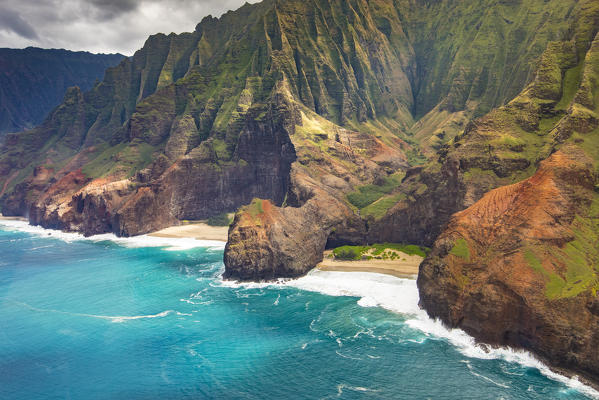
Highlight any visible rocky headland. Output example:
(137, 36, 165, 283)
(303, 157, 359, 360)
(1, 0, 599, 386)
(418, 146, 599, 384)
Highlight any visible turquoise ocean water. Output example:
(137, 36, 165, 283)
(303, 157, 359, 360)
(0, 220, 596, 399)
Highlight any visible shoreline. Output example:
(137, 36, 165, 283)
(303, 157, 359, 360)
(0, 216, 225, 250)
(0, 214, 28, 222)
(148, 222, 228, 242)
(1, 215, 420, 278)
(2, 215, 598, 396)
(0, 215, 229, 243)
(317, 250, 422, 279)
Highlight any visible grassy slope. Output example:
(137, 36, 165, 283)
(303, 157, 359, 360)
(0, 0, 589, 233)
(440, 0, 599, 301)
(385, 0, 599, 224)
(332, 242, 430, 260)
(401, 0, 578, 153)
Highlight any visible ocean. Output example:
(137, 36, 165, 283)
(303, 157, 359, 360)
(0, 220, 596, 399)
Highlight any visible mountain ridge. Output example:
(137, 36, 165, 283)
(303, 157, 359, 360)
(2, 0, 599, 385)
(0, 0, 578, 236)
(0, 47, 124, 135)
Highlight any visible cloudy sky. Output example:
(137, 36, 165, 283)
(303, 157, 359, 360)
(0, 0, 256, 55)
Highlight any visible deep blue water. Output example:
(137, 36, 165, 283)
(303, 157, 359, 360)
(0, 222, 596, 399)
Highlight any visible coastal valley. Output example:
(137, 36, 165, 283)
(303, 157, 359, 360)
(1, 0, 599, 393)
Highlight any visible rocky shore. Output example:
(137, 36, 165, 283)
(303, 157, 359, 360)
(1, 0, 598, 388)
(418, 147, 599, 385)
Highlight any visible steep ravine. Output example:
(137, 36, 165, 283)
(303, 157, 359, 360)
(0, 0, 580, 239)
(226, 0, 599, 281)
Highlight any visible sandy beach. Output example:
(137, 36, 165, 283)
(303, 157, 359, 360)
(2, 214, 420, 277)
(0, 214, 230, 242)
(317, 250, 423, 278)
(0, 214, 28, 222)
(149, 222, 229, 242)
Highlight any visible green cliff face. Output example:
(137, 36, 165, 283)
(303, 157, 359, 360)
(0, 47, 124, 135)
(372, 0, 599, 246)
(0, 0, 586, 238)
(401, 0, 579, 152)
(416, 0, 599, 384)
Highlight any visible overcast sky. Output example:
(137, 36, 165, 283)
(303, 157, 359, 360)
(0, 0, 256, 55)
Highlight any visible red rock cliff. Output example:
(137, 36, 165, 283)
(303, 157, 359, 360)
(418, 146, 599, 384)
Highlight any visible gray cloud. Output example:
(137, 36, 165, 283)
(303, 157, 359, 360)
(0, 0, 257, 55)
(0, 7, 39, 39)
(88, 0, 140, 20)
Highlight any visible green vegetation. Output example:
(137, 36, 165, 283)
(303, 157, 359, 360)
(207, 212, 232, 227)
(361, 193, 406, 220)
(524, 198, 599, 300)
(552, 211, 599, 298)
(82, 142, 159, 179)
(246, 199, 264, 218)
(347, 175, 403, 209)
(371, 243, 430, 258)
(556, 64, 584, 110)
(524, 249, 568, 300)
(81, 143, 126, 178)
(333, 246, 364, 261)
(332, 243, 430, 261)
(450, 238, 471, 261)
(405, 149, 428, 166)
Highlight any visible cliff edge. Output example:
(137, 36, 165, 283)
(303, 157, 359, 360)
(418, 146, 599, 384)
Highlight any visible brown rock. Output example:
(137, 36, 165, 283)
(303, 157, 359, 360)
(223, 168, 366, 281)
(418, 146, 599, 385)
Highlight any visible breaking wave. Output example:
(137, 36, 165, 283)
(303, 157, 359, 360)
(0, 218, 225, 251)
(223, 269, 599, 399)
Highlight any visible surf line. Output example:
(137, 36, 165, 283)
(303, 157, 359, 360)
(220, 269, 599, 399)
(4, 298, 175, 323)
(0, 219, 224, 251)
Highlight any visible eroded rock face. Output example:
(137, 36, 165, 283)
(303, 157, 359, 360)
(222, 98, 407, 281)
(224, 169, 366, 281)
(418, 147, 599, 384)
(368, 154, 464, 246)
(5, 98, 298, 237)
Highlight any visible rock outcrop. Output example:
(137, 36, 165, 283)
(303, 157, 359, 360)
(224, 95, 407, 280)
(224, 170, 365, 281)
(418, 147, 599, 384)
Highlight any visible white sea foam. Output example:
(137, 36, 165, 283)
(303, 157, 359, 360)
(462, 360, 510, 388)
(107, 310, 174, 323)
(336, 384, 380, 395)
(244, 269, 599, 399)
(215, 278, 285, 290)
(6, 298, 175, 323)
(0, 219, 225, 251)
